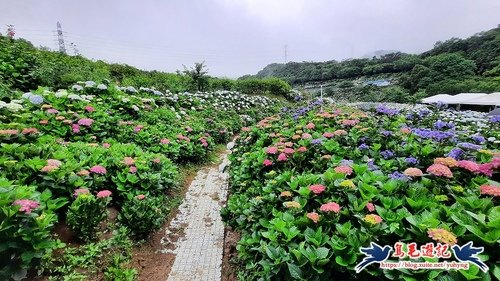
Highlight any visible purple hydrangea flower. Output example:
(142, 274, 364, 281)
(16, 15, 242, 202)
(376, 105, 400, 117)
(490, 115, 500, 123)
(389, 171, 409, 181)
(471, 135, 485, 144)
(311, 139, 323, 145)
(413, 128, 455, 141)
(340, 159, 354, 167)
(367, 159, 379, 171)
(358, 143, 369, 150)
(447, 148, 464, 160)
(380, 150, 395, 159)
(405, 157, 419, 165)
(381, 130, 393, 137)
(457, 142, 482, 151)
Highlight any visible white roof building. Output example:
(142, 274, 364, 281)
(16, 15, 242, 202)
(421, 92, 499, 106)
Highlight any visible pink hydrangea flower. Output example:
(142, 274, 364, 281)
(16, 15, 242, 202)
(426, 164, 453, 178)
(134, 125, 144, 133)
(85, 105, 95, 112)
(302, 133, 312, 139)
(266, 147, 278, 154)
(478, 163, 493, 177)
(77, 170, 90, 176)
(263, 159, 273, 166)
(22, 128, 39, 135)
(129, 166, 137, 173)
(342, 119, 359, 126)
(309, 184, 326, 194)
(456, 160, 480, 173)
(366, 202, 375, 212)
(152, 158, 161, 164)
(297, 146, 307, 153)
(241, 127, 251, 132)
(46, 108, 59, 114)
(334, 165, 353, 175)
(102, 143, 111, 148)
(72, 124, 80, 133)
(307, 212, 320, 223)
(277, 153, 288, 161)
(200, 138, 208, 147)
(480, 185, 500, 197)
(13, 199, 40, 214)
(74, 188, 90, 197)
(78, 118, 94, 126)
(333, 129, 347, 136)
(403, 167, 424, 177)
(39, 120, 49, 125)
(41, 165, 58, 172)
(320, 202, 340, 213)
(284, 142, 294, 147)
(90, 165, 107, 174)
(283, 148, 295, 154)
(364, 214, 383, 225)
(123, 157, 135, 166)
(47, 159, 62, 167)
(186, 126, 193, 132)
(136, 194, 146, 200)
(160, 138, 171, 145)
(323, 132, 334, 138)
(305, 122, 315, 129)
(96, 190, 112, 198)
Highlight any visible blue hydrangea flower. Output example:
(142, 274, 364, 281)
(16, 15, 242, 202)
(490, 115, 500, 123)
(340, 159, 354, 167)
(29, 94, 44, 105)
(381, 130, 393, 137)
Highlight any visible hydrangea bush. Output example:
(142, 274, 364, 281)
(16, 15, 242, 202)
(223, 103, 499, 280)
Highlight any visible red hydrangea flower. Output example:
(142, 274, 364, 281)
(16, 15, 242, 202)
(277, 153, 288, 161)
(263, 159, 273, 166)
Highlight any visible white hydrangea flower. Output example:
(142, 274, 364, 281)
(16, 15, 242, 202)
(72, 85, 84, 91)
(22, 92, 33, 99)
(97, 84, 107, 90)
(55, 90, 68, 98)
(0, 101, 7, 109)
(122, 97, 130, 103)
(132, 105, 140, 111)
(6, 103, 23, 112)
(28, 95, 44, 105)
(84, 81, 96, 87)
(68, 94, 82, 100)
(11, 99, 23, 104)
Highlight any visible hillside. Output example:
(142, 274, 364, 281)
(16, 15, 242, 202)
(253, 25, 500, 102)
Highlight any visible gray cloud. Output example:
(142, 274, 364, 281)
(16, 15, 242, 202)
(1, 0, 499, 77)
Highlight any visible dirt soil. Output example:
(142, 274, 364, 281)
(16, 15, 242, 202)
(129, 166, 197, 281)
(221, 227, 240, 281)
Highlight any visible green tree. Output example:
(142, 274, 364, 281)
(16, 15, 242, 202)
(182, 61, 209, 91)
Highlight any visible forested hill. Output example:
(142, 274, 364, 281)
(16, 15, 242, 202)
(251, 25, 500, 102)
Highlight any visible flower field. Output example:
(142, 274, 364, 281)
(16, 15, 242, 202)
(0, 81, 283, 279)
(222, 103, 500, 280)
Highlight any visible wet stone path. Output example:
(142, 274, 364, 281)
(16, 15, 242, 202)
(164, 150, 230, 281)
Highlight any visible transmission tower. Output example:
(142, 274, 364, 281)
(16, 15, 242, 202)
(56, 21, 66, 54)
(284, 44, 288, 63)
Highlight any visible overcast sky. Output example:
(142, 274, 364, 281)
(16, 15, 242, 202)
(2, 0, 499, 77)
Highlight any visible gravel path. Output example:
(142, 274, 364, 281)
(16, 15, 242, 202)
(165, 150, 230, 281)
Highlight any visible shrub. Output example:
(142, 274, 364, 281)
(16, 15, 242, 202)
(0, 178, 66, 279)
(118, 194, 169, 240)
(66, 190, 111, 242)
